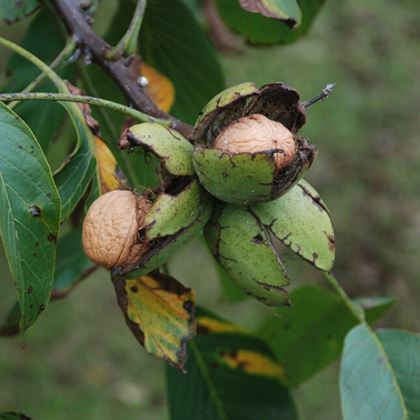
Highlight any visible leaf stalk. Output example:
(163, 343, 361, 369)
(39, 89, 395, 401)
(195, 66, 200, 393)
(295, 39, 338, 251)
(0, 92, 169, 125)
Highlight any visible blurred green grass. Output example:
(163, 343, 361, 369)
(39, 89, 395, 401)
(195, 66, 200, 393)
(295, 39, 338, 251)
(1, 0, 420, 419)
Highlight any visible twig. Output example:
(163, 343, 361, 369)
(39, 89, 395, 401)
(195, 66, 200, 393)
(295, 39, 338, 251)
(0, 92, 169, 125)
(106, 0, 147, 59)
(303, 83, 335, 108)
(51, 0, 193, 138)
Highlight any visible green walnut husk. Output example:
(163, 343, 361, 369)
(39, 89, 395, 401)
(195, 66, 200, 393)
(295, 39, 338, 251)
(192, 82, 316, 205)
(205, 180, 335, 305)
(120, 178, 214, 278)
(121, 122, 195, 178)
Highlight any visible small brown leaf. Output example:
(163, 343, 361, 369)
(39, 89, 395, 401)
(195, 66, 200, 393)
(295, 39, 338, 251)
(65, 82, 99, 133)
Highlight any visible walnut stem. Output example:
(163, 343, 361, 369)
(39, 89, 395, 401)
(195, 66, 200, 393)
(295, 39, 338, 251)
(303, 83, 335, 108)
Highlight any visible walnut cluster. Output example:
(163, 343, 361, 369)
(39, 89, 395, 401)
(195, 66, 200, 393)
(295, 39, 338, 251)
(213, 114, 296, 170)
(82, 190, 152, 269)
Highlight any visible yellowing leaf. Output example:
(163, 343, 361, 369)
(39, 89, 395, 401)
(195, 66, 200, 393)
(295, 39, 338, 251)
(140, 63, 175, 112)
(113, 272, 195, 369)
(65, 83, 128, 195)
(167, 308, 295, 418)
(94, 136, 126, 193)
(220, 349, 286, 381)
(197, 316, 248, 335)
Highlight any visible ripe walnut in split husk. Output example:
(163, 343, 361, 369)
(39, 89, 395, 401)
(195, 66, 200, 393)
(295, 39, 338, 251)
(83, 123, 213, 276)
(192, 82, 316, 205)
(83, 180, 213, 276)
(82, 190, 152, 269)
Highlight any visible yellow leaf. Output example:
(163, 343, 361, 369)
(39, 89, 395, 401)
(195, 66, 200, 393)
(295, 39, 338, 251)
(220, 349, 286, 381)
(197, 316, 248, 335)
(113, 272, 195, 368)
(94, 136, 125, 193)
(140, 63, 175, 112)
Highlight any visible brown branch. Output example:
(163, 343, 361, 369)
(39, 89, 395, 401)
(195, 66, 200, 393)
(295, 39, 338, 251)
(51, 0, 193, 138)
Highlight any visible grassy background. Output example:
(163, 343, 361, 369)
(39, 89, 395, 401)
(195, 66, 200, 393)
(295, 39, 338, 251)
(1, 0, 420, 418)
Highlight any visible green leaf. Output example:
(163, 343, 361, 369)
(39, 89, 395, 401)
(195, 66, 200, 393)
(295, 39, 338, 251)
(378, 329, 420, 418)
(3, 10, 71, 151)
(1, 10, 95, 220)
(251, 180, 335, 272)
(140, 0, 225, 123)
(340, 324, 420, 419)
(238, 0, 302, 27)
(0, 0, 39, 23)
(1, 230, 94, 336)
(52, 229, 94, 298)
(180, 0, 203, 20)
(259, 284, 395, 386)
(354, 295, 396, 324)
(0, 102, 61, 330)
(167, 308, 297, 420)
(216, 0, 324, 45)
(53, 107, 96, 221)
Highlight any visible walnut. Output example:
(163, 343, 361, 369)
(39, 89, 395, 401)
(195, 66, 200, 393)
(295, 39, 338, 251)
(213, 114, 297, 170)
(82, 190, 152, 269)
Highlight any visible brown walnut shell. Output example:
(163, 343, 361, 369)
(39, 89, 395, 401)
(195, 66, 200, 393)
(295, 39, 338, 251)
(213, 113, 297, 171)
(82, 190, 152, 269)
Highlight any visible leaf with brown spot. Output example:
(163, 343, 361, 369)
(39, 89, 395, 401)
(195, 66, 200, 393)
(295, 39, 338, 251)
(0, 103, 60, 330)
(113, 271, 195, 369)
(1, 229, 97, 336)
(239, 0, 302, 27)
(216, 0, 325, 45)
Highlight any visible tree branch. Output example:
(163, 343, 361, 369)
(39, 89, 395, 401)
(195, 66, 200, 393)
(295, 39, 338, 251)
(51, 0, 193, 138)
